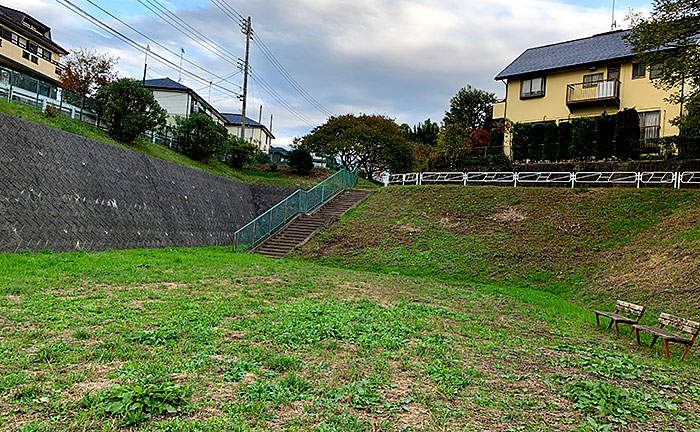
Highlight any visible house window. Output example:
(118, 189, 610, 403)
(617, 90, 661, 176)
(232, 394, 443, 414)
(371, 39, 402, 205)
(43, 51, 51, 61)
(30, 55, 38, 64)
(583, 73, 604, 88)
(649, 64, 663, 80)
(520, 77, 545, 98)
(11, 33, 18, 44)
(18, 37, 26, 49)
(0, 26, 11, 41)
(639, 110, 660, 148)
(632, 63, 646, 79)
(22, 51, 30, 60)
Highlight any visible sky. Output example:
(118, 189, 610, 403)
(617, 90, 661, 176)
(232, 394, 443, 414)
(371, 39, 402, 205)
(9, 0, 653, 147)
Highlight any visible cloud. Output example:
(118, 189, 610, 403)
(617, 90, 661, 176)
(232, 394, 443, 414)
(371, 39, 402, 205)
(5, 0, 650, 146)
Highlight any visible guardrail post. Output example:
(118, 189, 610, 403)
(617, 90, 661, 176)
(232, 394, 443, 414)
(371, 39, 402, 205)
(513, 173, 518, 188)
(463, 172, 467, 186)
(571, 172, 575, 189)
(322, 184, 325, 202)
(232, 233, 237, 252)
(677, 172, 682, 189)
(417, 173, 421, 186)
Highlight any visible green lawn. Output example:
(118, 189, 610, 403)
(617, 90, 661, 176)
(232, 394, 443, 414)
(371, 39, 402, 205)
(1, 247, 699, 431)
(0, 99, 378, 190)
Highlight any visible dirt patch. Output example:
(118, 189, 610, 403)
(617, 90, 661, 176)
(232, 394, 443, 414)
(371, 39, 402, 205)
(488, 207, 526, 223)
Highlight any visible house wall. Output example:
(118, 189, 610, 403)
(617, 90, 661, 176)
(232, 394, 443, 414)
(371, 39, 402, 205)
(225, 125, 272, 153)
(0, 113, 295, 253)
(151, 89, 189, 128)
(494, 61, 680, 157)
(0, 28, 61, 82)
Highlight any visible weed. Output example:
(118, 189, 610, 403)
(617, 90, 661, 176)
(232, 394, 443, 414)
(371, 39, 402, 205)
(100, 381, 190, 425)
(224, 360, 259, 382)
(127, 329, 179, 346)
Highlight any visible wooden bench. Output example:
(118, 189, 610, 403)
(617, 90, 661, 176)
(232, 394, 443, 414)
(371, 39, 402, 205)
(633, 313, 700, 360)
(593, 300, 645, 336)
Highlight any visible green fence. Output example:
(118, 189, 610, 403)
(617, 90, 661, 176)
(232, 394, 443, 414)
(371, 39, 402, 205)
(233, 168, 359, 252)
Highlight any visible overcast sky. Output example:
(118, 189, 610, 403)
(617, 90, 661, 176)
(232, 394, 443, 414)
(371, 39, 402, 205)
(10, 0, 651, 147)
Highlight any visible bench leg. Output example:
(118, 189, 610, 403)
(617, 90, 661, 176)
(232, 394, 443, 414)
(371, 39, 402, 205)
(682, 343, 693, 361)
(595, 314, 600, 327)
(635, 329, 641, 346)
(607, 319, 614, 330)
(629, 326, 635, 337)
(663, 339, 670, 359)
(614, 321, 620, 336)
(650, 335, 659, 348)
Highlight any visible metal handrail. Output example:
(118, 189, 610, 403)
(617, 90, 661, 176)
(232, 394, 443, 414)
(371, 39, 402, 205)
(232, 168, 359, 252)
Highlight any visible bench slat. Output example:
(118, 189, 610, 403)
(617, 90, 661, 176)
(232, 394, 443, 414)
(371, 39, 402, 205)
(616, 300, 644, 317)
(658, 313, 700, 336)
(594, 310, 638, 324)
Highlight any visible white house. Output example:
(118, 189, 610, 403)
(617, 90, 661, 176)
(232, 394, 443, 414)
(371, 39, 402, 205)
(143, 78, 226, 128)
(221, 113, 274, 153)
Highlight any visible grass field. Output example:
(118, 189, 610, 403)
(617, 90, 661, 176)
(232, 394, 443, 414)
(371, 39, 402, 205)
(295, 185, 700, 317)
(0, 99, 378, 190)
(2, 244, 700, 431)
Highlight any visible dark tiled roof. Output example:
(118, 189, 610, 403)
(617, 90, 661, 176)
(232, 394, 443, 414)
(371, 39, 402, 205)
(495, 30, 634, 80)
(0, 5, 68, 55)
(142, 77, 192, 91)
(221, 113, 264, 128)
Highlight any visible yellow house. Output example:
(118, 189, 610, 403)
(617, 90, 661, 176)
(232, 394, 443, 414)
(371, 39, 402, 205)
(492, 30, 679, 157)
(221, 113, 274, 153)
(0, 5, 68, 84)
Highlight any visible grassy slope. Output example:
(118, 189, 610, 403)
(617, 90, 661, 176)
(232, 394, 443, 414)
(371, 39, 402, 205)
(294, 185, 700, 317)
(0, 99, 377, 190)
(1, 247, 700, 431)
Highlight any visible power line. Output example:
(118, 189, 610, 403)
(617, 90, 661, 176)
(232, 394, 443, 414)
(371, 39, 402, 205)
(249, 67, 316, 126)
(135, 0, 243, 70)
(54, 0, 241, 99)
(208, 0, 335, 118)
(81, 0, 241, 91)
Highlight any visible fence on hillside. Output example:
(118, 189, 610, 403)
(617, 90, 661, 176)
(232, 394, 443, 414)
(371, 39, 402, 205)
(0, 65, 179, 148)
(384, 171, 700, 189)
(233, 168, 359, 252)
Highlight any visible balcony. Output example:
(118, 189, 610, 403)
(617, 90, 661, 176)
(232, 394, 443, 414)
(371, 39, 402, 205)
(566, 79, 620, 110)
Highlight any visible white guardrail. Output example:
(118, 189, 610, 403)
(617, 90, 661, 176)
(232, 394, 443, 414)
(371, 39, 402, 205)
(384, 171, 700, 189)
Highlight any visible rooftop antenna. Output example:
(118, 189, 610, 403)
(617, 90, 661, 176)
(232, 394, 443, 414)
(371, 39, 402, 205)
(611, 0, 617, 30)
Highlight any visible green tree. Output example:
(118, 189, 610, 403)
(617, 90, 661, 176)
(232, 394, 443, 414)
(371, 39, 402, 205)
(94, 78, 166, 144)
(288, 147, 314, 175)
(408, 119, 440, 147)
(221, 135, 256, 169)
(176, 113, 229, 161)
(570, 117, 597, 160)
(541, 122, 560, 162)
(301, 114, 413, 176)
(512, 123, 532, 163)
(627, 1, 700, 134)
(557, 122, 572, 161)
(443, 85, 497, 131)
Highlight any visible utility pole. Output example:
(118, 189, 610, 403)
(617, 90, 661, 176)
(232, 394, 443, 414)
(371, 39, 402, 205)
(178, 48, 185, 82)
(259, 105, 263, 123)
(142, 45, 150, 85)
(240, 16, 252, 140)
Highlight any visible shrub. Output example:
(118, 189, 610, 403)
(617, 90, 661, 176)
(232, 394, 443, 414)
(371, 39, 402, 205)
(43, 104, 58, 119)
(220, 135, 256, 169)
(614, 108, 640, 160)
(570, 117, 597, 160)
(175, 113, 228, 161)
(252, 150, 271, 165)
(596, 113, 616, 160)
(512, 122, 532, 162)
(94, 78, 167, 144)
(288, 148, 314, 175)
(487, 127, 504, 156)
(529, 123, 545, 162)
(557, 122, 572, 161)
(541, 122, 559, 161)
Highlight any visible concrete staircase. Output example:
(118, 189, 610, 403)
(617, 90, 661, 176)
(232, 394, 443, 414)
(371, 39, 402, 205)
(253, 189, 372, 259)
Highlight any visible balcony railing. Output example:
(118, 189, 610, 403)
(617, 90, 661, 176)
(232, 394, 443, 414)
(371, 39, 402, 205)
(566, 79, 620, 108)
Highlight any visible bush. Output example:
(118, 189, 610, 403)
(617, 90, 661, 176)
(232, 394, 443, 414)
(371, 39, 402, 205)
(614, 108, 641, 160)
(512, 123, 532, 162)
(220, 135, 256, 169)
(487, 127, 504, 157)
(175, 113, 228, 161)
(541, 122, 559, 162)
(529, 123, 545, 162)
(252, 150, 270, 165)
(94, 78, 167, 144)
(288, 148, 314, 175)
(557, 122, 572, 161)
(596, 113, 616, 160)
(570, 117, 597, 160)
